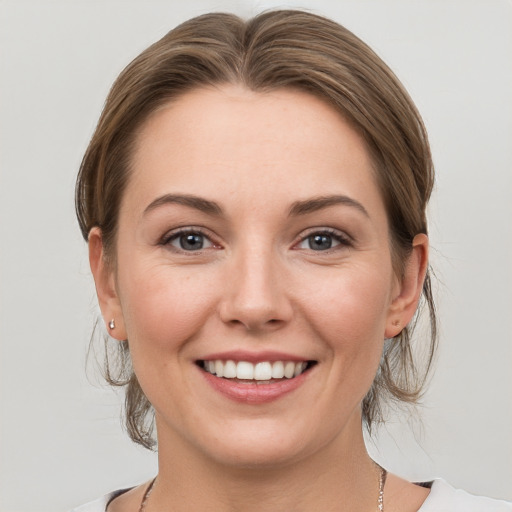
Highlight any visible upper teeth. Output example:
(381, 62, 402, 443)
(204, 360, 308, 380)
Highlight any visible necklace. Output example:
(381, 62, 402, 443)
(377, 464, 387, 511)
(139, 465, 387, 511)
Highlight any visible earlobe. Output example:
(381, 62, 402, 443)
(385, 233, 429, 338)
(88, 227, 127, 340)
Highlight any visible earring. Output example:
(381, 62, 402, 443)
(392, 319, 400, 327)
(109, 319, 115, 330)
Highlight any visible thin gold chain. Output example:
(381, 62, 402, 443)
(377, 464, 388, 511)
(139, 466, 387, 511)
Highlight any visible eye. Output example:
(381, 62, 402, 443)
(296, 230, 351, 251)
(165, 230, 214, 251)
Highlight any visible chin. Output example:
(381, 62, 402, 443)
(183, 412, 350, 471)
(204, 433, 311, 470)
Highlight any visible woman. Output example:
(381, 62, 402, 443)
(73, 10, 511, 512)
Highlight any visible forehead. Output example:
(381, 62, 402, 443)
(126, 85, 384, 217)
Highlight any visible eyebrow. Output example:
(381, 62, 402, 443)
(288, 195, 369, 217)
(143, 194, 223, 216)
(143, 193, 368, 218)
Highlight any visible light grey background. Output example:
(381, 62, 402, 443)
(1, 1, 511, 511)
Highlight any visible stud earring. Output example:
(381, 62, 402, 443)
(392, 319, 400, 327)
(109, 319, 115, 330)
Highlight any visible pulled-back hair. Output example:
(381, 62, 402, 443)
(76, 10, 437, 449)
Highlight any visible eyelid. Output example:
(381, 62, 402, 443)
(160, 226, 222, 251)
(293, 227, 353, 250)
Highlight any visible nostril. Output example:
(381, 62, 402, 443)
(225, 317, 283, 329)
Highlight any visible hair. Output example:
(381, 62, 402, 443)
(76, 10, 437, 449)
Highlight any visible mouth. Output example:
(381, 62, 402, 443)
(197, 359, 317, 384)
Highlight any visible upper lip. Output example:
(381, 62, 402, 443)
(196, 350, 315, 364)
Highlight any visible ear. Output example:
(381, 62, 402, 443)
(88, 227, 127, 341)
(385, 233, 429, 338)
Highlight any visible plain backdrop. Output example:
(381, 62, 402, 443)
(1, 1, 511, 511)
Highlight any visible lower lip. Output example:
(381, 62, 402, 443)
(199, 367, 311, 404)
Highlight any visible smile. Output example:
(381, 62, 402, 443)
(199, 360, 314, 383)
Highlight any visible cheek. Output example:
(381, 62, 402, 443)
(298, 264, 393, 392)
(117, 262, 217, 356)
(304, 268, 392, 400)
(302, 265, 393, 343)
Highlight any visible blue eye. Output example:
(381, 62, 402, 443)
(297, 230, 350, 251)
(307, 234, 336, 251)
(167, 231, 213, 251)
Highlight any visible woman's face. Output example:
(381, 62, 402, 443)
(93, 85, 424, 467)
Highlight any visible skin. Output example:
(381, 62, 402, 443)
(90, 85, 430, 511)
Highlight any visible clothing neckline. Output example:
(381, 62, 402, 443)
(104, 480, 436, 511)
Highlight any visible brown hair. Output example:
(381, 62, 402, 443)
(76, 10, 437, 449)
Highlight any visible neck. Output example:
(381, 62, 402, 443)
(151, 416, 381, 512)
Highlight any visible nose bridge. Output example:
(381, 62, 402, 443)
(220, 236, 292, 330)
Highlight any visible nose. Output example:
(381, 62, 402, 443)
(218, 245, 293, 332)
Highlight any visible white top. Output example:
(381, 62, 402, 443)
(71, 479, 512, 511)
(418, 479, 512, 511)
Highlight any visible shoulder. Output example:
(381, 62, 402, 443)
(69, 489, 130, 512)
(419, 479, 512, 511)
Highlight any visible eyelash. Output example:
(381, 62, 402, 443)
(160, 227, 352, 254)
(294, 228, 353, 253)
(160, 227, 218, 253)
